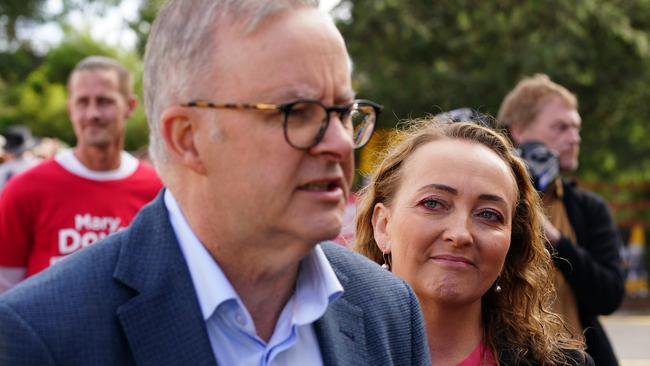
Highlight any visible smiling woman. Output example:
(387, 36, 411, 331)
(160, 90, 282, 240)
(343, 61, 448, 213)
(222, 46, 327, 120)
(354, 119, 593, 365)
(374, 138, 516, 308)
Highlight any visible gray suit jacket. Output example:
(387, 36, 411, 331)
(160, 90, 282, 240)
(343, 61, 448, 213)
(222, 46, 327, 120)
(0, 193, 430, 365)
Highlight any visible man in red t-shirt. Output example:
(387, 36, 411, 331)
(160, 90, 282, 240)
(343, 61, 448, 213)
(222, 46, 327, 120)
(0, 56, 162, 292)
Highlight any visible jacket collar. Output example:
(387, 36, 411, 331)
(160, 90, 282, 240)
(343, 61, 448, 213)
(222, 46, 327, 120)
(315, 248, 369, 366)
(112, 191, 217, 366)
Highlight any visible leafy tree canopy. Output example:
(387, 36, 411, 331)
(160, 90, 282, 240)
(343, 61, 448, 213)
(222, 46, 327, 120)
(0, 0, 47, 42)
(3, 0, 650, 185)
(337, 0, 650, 182)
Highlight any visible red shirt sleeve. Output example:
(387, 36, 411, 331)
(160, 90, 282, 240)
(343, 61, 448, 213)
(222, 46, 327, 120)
(0, 176, 34, 267)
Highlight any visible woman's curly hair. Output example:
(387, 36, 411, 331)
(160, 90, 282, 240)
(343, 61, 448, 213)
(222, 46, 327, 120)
(354, 118, 585, 364)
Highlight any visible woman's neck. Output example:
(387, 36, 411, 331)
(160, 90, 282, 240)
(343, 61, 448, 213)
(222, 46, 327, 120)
(422, 299, 484, 365)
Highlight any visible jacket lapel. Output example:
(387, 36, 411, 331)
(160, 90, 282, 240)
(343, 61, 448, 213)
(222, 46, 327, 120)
(113, 192, 217, 366)
(314, 260, 368, 366)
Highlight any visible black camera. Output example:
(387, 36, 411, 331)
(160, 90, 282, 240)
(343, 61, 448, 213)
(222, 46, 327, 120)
(434, 108, 492, 128)
(516, 140, 559, 192)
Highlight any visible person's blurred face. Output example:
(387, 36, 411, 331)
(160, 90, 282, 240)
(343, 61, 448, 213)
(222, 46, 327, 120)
(512, 97, 581, 171)
(68, 69, 134, 149)
(192, 8, 355, 248)
(372, 139, 516, 306)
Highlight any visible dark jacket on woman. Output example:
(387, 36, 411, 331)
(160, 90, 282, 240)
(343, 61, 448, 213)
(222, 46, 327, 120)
(552, 179, 626, 366)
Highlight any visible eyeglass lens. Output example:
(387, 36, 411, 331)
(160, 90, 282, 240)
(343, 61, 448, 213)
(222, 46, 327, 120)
(284, 101, 376, 149)
(350, 104, 377, 148)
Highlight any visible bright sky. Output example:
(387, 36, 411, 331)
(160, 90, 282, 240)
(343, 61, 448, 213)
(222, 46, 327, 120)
(30, 0, 342, 52)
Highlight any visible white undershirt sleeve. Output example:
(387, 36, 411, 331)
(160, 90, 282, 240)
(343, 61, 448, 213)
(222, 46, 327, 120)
(0, 266, 27, 293)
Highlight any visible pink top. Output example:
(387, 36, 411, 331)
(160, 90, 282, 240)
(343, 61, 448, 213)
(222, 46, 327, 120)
(455, 341, 497, 366)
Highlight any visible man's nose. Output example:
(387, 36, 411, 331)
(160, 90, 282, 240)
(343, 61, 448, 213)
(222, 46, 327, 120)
(309, 112, 354, 161)
(85, 102, 101, 119)
(568, 127, 581, 144)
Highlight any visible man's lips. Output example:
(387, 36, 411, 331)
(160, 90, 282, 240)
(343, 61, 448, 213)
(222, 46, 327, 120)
(84, 121, 110, 130)
(298, 177, 344, 192)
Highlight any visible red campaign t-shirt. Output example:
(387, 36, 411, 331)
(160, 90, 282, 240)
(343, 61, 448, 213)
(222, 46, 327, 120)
(0, 156, 162, 276)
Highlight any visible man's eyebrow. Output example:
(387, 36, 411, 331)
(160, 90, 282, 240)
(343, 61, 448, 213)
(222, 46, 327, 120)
(336, 90, 356, 103)
(262, 88, 315, 103)
(270, 89, 356, 104)
(553, 118, 581, 127)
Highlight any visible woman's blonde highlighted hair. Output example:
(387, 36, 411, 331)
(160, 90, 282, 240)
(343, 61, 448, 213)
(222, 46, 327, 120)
(354, 118, 585, 364)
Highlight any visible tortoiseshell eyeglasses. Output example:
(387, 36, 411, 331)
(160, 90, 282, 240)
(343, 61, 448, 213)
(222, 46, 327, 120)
(181, 99, 383, 150)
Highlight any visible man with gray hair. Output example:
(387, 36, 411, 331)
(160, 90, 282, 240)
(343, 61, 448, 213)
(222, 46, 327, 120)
(0, 56, 161, 293)
(0, 1, 430, 365)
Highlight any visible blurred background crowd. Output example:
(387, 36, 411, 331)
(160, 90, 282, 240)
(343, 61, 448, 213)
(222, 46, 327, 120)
(2, 0, 649, 296)
(1, 0, 649, 363)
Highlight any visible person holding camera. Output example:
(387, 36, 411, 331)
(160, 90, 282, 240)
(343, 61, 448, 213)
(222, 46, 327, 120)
(497, 74, 625, 366)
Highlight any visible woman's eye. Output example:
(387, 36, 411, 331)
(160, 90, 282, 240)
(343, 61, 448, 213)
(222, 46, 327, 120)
(421, 199, 441, 210)
(477, 210, 503, 222)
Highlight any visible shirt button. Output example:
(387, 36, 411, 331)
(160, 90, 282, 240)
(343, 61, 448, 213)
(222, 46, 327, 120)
(234, 312, 246, 326)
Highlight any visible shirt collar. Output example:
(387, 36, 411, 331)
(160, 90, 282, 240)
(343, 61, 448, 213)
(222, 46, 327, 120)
(55, 149, 139, 180)
(164, 190, 344, 324)
(165, 190, 237, 320)
(293, 243, 344, 325)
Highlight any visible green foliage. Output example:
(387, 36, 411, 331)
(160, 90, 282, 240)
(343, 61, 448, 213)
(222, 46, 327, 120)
(0, 43, 43, 83)
(0, 0, 47, 41)
(42, 30, 122, 84)
(3, 0, 650, 185)
(128, 0, 166, 56)
(337, 0, 650, 183)
(0, 0, 120, 46)
(12, 67, 71, 141)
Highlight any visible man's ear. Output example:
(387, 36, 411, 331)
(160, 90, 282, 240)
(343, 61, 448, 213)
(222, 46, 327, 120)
(66, 98, 74, 118)
(371, 202, 392, 253)
(509, 124, 526, 145)
(124, 96, 138, 119)
(159, 106, 207, 175)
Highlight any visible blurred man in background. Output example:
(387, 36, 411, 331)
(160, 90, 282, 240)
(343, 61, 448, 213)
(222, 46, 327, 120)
(498, 74, 625, 366)
(0, 56, 161, 292)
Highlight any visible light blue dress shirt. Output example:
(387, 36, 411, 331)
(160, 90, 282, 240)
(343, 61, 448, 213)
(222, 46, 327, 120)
(164, 191, 344, 366)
